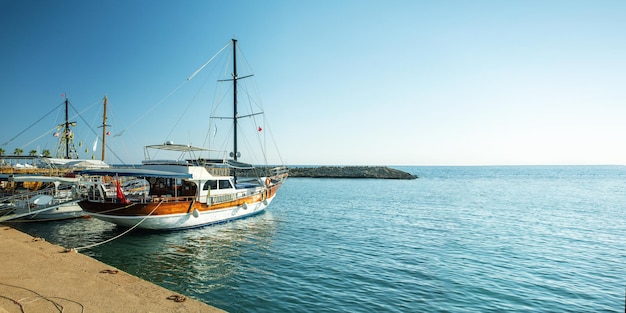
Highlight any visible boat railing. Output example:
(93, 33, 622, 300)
(141, 159, 189, 166)
(140, 190, 251, 205)
(86, 193, 196, 204)
(0, 186, 77, 212)
(148, 195, 196, 203)
(206, 165, 290, 177)
(85, 184, 254, 206)
(208, 193, 235, 205)
(205, 167, 231, 176)
(0, 187, 56, 203)
(230, 165, 289, 180)
(269, 165, 289, 176)
(142, 193, 245, 204)
(251, 165, 289, 178)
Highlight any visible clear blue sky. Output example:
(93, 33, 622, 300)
(1, 0, 625, 166)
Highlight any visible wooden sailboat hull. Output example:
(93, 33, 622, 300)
(78, 184, 281, 230)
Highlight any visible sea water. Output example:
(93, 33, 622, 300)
(11, 166, 626, 312)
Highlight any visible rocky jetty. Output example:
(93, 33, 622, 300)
(288, 166, 417, 179)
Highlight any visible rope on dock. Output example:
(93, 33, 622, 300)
(68, 200, 164, 252)
(0, 282, 84, 313)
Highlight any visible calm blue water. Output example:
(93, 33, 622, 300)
(9, 166, 626, 312)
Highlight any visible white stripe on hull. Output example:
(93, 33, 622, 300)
(29, 208, 86, 220)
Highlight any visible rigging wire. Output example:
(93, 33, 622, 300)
(239, 77, 286, 165)
(201, 46, 234, 158)
(2, 101, 64, 147)
(5, 97, 104, 158)
(20, 125, 59, 150)
(187, 41, 230, 81)
(240, 79, 267, 164)
(102, 101, 133, 165)
(114, 41, 231, 139)
(113, 80, 187, 138)
(163, 64, 213, 143)
(198, 41, 284, 166)
(68, 102, 126, 164)
(236, 45, 275, 165)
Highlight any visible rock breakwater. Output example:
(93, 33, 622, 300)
(288, 166, 417, 179)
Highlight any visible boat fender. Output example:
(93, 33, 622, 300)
(265, 178, 271, 187)
(242, 202, 248, 210)
(192, 208, 200, 218)
(263, 199, 268, 206)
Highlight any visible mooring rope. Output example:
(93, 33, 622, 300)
(69, 200, 164, 252)
(96, 201, 138, 215)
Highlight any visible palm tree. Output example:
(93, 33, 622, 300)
(14, 148, 23, 156)
(29, 150, 37, 156)
(42, 149, 51, 157)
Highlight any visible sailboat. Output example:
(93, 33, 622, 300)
(0, 97, 112, 222)
(44, 96, 111, 169)
(77, 39, 288, 230)
(0, 175, 87, 222)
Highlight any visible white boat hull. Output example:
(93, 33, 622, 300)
(89, 196, 274, 230)
(7, 200, 86, 222)
(27, 202, 86, 220)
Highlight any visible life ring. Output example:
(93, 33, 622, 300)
(265, 178, 271, 187)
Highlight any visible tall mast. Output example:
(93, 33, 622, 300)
(56, 97, 78, 159)
(64, 98, 70, 159)
(101, 96, 109, 161)
(232, 39, 238, 183)
(225, 40, 253, 178)
(232, 39, 238, 162)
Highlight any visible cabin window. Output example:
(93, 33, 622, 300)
(203, 180, 217, 190)
(219, 180, 232, 189)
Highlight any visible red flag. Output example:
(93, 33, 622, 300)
(115, 175, 130, 204)
(257, 126, 262, 132)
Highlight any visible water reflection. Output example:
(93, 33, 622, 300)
(8, 217, 118, 249)
(8, 213, 279, 300)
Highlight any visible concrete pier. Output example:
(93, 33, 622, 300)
(0, 226, 224, 313)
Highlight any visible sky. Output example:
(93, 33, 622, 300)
(1, 0, 625, 166)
